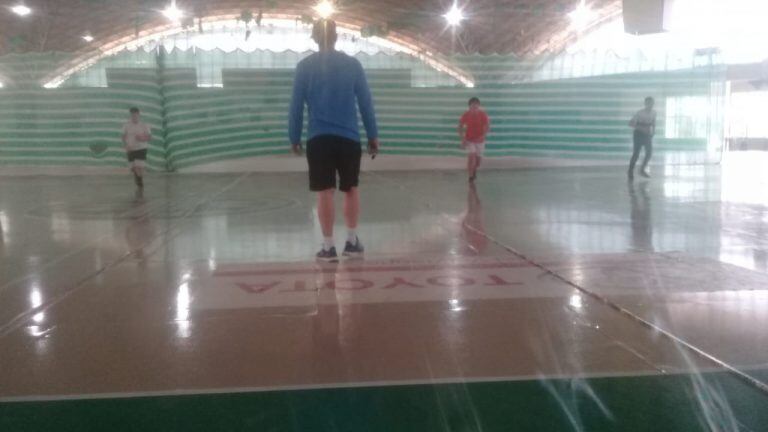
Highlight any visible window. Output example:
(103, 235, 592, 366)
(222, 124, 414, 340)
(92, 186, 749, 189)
(665, 96, 710, 138)
(728, 91, 768, 138)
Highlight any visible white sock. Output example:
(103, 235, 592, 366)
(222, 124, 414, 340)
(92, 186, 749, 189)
(347, 230, 357, 244)
(323, 237, 335, 251)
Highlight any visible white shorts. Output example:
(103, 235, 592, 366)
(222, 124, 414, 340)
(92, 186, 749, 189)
(465, 142, 485, 156)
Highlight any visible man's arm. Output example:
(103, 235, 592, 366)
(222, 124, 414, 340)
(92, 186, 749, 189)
(121, 125, 128, 148)
(288, 64, 306, 153)
(457, 113, 468, 147)
(629, 113, 638, 129)
(354, 61, 379, 155)
(139, 125, 152, 142)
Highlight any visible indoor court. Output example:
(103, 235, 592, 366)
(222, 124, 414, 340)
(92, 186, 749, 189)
(1, 1, 768, 431)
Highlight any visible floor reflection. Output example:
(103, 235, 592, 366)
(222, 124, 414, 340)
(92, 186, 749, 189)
(124, 189, 156, 263)
(2, 166, 768, 401)
(461, 183, 488, 255)
(752, 248, 768, 272)
(0, 215, 5, 253)
(628, 180, 654, 252)
(312, 261, 351, 380)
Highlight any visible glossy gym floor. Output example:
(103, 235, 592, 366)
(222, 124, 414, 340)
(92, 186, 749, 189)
(1, 154, 767, 431)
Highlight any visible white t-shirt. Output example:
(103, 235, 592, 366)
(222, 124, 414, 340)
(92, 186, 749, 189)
(631, 109, 656, 135)
(122, 121, 151, 151)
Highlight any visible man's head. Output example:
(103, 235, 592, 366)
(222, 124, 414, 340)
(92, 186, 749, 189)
(468, 97, 481, 111)
(644, 96, 655, 110)
(129, 107, 140, 123)
(312, 19, 338, 51)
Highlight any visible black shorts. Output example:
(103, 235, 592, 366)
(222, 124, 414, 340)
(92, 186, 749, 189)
(306, 135, 362, 192)
(127, 149, 148, 162)
(633, 130, 652, 147)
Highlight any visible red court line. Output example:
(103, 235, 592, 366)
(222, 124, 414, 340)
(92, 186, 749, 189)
(213, 261, 536, 278)
(212, 254, 671, 278)
(370, 171, 768, 395)
(469, 230, 768, 396)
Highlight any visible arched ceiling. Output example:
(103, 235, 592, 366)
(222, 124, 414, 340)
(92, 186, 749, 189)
(0, 0, 621, 57)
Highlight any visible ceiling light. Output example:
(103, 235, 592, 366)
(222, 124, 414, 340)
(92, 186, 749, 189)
(443, 3, 465, 27)
(314, 1, 335, 19)
(569, 0, 595, 29)
(162, 1, 184, 22)
(83, 34, 94, 42)
(11, 4, 32, 16)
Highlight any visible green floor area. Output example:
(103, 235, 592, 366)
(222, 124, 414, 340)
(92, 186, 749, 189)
(2, 371, 767, 432)
(747, 369, 768, 384)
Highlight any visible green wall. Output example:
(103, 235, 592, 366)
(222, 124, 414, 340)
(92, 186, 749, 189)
(0, 52, 724, 170)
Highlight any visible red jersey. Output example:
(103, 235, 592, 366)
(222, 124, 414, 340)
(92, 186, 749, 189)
(460, 109, 490, 143)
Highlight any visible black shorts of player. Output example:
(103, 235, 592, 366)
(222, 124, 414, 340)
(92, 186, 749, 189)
(306, 135, 362, 192)
(633, 130, 652, 148)
(127, 149, 148, 162)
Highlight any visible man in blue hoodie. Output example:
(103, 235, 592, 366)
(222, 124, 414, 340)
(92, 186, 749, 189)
(289, 19, 380, 261)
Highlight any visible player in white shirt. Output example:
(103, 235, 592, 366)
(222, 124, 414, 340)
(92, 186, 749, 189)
(628, 97, 656, 180)
(121, 107, 152, 189)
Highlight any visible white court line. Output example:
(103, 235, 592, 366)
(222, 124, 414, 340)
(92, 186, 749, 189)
(0, 367, 728, 404)
(367, 170, 768, 397)
(471, 217, 768, 397)
(1, 172, 762, 403)
(0, 172, 252, 338)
